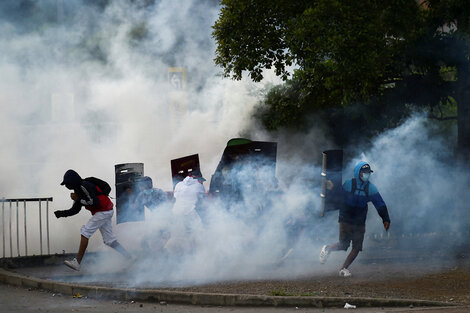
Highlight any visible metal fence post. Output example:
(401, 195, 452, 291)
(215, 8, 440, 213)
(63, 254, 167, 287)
(0, 197, 53, 258)
(16, 200, 19, 257)
(46, 199, 50, 255)
(39, 200, 43, 255)
(24, 200, 27, 256)
(9, 201, 12, 258)
(2, 198, 4, 258)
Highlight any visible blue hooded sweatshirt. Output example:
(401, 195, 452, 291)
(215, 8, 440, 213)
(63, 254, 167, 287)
(339, 161, 390, 225)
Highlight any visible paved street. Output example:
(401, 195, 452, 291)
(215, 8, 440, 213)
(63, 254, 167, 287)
(2, 282, 470, 313)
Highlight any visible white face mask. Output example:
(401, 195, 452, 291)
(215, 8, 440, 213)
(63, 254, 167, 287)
(361, 172, 371, 182)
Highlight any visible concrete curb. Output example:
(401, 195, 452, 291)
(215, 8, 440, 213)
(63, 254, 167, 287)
(0, 268, 455, 308)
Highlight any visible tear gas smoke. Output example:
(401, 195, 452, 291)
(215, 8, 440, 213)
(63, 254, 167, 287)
(0, 0, 279, 254)
(0, 1, 467, 286)
(120, 114, 465, 287)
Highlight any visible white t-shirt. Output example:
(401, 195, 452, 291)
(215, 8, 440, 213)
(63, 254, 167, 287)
(172, 176, 205, 216)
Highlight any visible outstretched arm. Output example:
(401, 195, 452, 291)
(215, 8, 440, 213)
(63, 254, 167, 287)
(54, 200, 81, 218)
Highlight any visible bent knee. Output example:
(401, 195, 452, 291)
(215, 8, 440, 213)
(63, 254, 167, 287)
(104, 240, 117, 247)
(80, 226, 92, 239)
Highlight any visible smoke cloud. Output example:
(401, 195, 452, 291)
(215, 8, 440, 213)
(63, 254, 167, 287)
(0, 0, 279, 254)
(105, 113, 464, 287)
(1, 0, 467, 286)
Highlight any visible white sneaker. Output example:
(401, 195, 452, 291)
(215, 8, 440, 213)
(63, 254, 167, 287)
(319, 245, 329, 264)
(64, 258, 81, 271)
(339, 268, 352, 277)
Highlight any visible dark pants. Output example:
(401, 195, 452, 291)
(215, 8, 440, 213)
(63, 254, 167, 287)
(338, 222, 365, 251)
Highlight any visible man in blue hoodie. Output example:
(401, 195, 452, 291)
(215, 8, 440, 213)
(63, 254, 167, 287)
(319, 161, 390, 277)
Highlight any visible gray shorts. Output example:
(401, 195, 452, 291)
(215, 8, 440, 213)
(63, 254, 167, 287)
(338, 222, 365, 251)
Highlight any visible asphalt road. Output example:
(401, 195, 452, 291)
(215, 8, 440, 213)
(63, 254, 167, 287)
(2, 282, 470, 313)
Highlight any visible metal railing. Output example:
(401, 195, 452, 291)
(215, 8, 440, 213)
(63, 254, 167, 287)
(1, 197, 53, 258)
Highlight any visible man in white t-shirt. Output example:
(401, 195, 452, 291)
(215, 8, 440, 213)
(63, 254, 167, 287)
(165, 170, 206, 255)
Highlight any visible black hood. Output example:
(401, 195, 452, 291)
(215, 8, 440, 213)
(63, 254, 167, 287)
(60, 169, 82, 189)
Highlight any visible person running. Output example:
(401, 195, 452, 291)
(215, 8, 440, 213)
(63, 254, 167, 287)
(164, 170, 206, 255)
(319, 161, 390, 277)
(54, 169, 132, 271)
(132, 176, 169, 211)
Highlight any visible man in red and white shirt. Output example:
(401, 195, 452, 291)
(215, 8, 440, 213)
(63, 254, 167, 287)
(54, 169, 132, 271)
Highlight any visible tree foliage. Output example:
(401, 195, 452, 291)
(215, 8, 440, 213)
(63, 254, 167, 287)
(213, 0, 470, 148)
(214, 1, 422, 102)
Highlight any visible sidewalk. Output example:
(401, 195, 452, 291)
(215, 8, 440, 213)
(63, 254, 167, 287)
(1, 282, 469, 313)
(0, 253, 469, 310)
(0, 266, 458, 309)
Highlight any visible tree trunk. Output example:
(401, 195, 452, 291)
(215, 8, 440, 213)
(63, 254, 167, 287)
(455, 59, 470, 231)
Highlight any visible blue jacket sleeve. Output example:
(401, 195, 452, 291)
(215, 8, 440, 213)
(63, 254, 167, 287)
(369, 184, 390, 223)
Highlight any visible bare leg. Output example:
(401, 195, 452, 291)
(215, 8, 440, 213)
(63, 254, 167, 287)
(77, 235, 89, 264)
(342, 247, 360, 269)
(109, 241, 132, 259)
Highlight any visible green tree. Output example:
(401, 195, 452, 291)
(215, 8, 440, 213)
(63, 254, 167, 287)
(213, 0, 470, 155)
(214, 0, 421, 103)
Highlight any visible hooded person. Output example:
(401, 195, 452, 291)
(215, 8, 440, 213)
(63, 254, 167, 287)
(164, 170, 206, 255)
(173, 170, 206, 215)
(131, 176, 172, 253)
(318, 161, 390, 277)
(132, 176, 169, 211)
(54, 169, 133, 271)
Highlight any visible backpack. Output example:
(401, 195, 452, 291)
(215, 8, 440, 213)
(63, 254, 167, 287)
(351, 178, 369, 196)
(84, 177, 112, 196)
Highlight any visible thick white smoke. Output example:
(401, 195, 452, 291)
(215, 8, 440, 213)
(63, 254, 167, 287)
(1, 0, 466, 285)
(0, 0, 280, 255)
(113, 114, 464, 287)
